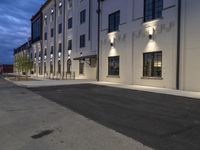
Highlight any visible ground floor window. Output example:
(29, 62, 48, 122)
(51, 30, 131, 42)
(44, 62, 46, 74)
(143, 51, 162, 77)
(108, 56, 119, 76)
(79, 60, 84, 74)
(67, 59, 71, 73)
(34, 63, 36, 73)
(50, 61, 53, 74)
(58, 60, 61, 74)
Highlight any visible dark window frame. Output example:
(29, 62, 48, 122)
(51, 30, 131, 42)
(108, 10, 120, 33)
(108, 56, 120, 76)
(144, 0, 163, 22)
(80, 34, 85, 48)
(58, 23, 62, 34)
(68, 39, 72, 50)
(80, 9, 86, 24)
(143, 51, 162, 77)
(68, 17, 73, 29)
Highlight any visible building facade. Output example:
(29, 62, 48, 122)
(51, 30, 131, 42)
(99, 0, 200, 92)
(31, 10, 43, 76)
(14, 0, 200, 92)
(14, 40, 32, 74)
(40, 0, 98, 80)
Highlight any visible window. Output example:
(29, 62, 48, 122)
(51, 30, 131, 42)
(58, 23, 62, 34)
(108, 11, 120, 33)
(79, 61, 84, 74)
(80, 9, 86, 24)
(44, 62, 46, 74)
(58, 43, 62, 52)
(51, 28, 54, 37)
(68, 39, 72, 50)
(58, 60, 61, 74)
(68, 17, 73, 29)
(44, 32, 47, 40)
(108, 56, 119, 76)
(51, 46, 54, 54)
(144, 0, 163, 22)
(67, 59, 71, 73)
(143, 51, 162, 77)
(50, 61, 53, 73)
(68, 0, 72, 8)
(80, 34, 85, 48)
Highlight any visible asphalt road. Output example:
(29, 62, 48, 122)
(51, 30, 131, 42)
(0, 78, 151, 150)
(29, 84, 200, 150)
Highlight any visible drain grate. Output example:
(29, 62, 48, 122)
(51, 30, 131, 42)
(31, 130, 54, 139)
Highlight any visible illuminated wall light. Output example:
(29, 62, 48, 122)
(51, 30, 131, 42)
(58, 52, 61, 57)
(51, 54, 53, 58)
(68, 50, 72, 55)
(147, 27, 155, 40)
(59, 2, 62, 7)
(51, 8, 54, 14)
(68, 55, 71, 59)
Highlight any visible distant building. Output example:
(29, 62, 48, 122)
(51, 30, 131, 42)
(13, 40, 31, 74)
(0, 64, 13, 74)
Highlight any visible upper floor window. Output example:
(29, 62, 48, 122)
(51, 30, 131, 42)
(68, 17, 73, 29)
(51, 28, 54, 37)
(44, 32, 47, 40)
(143, 51, 162, 77)
(58, 23, 62, 34)
(68, 39, 72, 50)
(58, 43, 62, 52)
(144, 0, 163, 22)
(80, 9, 86, 24)
(80, 34, 85, 48)
(68, 0, 72, 8)
(108, 11, 120, 33)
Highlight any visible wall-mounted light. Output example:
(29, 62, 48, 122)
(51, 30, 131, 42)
(68, 50, 72, 55)
(58, 52, 61, 58)
(44, 15, 47, 19)
(80, 52, 83, 57)
(51, 8, 54, 14)
(51, 54, 53, 58)
(68, 55, 70, 59)
(59, 1, 62, 7)
(44, 55, 47, 60)
(147, 26, 155, 40)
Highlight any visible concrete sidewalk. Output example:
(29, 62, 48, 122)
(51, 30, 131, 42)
(0, 78, 151, 150)
(9, 78, 200, 99)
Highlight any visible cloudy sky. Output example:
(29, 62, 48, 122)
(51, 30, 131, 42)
(0, 0, 44, 64)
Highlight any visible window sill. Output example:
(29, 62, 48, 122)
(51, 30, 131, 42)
(141, 76, 163, 80)
(107, 75, 120, 78)
(107, 30, 119, 35)
(142, 17, 163, 26)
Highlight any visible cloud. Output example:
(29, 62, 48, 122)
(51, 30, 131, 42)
(0, 0, 44, 64)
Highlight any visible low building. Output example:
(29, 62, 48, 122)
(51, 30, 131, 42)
(0, 64, 13, 74)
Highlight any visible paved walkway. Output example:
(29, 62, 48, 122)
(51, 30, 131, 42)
(10, 78, 200, 99)
(0, 78, 151, 150)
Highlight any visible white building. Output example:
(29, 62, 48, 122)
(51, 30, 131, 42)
(40, 0, 98, 80)
(15, 0, 200, 92)
(99, 0, 200, 92)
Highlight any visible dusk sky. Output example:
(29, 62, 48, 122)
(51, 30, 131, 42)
(0, 0, 45, 64)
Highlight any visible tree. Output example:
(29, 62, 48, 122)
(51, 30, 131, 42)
(15, 54, 33, 80)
